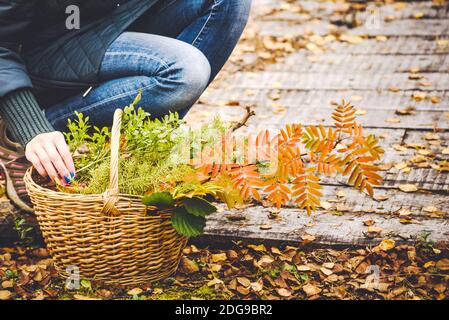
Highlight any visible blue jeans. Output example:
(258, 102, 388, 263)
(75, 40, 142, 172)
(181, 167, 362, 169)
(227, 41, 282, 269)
(46, 0, 252, 131)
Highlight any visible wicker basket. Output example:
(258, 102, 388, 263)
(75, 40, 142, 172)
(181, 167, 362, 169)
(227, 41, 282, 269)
(24, 109, 187, 286)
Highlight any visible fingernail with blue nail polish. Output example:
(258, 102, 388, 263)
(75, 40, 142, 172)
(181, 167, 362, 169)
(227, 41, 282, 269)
(64, 176, 72, 184)
(70, 172, 76, 178)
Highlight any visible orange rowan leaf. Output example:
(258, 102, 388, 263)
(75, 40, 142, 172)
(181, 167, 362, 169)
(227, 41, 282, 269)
(292, 168, 323, 215)
(333, 100, 357, 133)
(230, 165, 264, 201)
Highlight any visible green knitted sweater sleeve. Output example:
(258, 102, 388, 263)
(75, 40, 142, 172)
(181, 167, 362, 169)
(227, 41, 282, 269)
(0, 89, 55, 146)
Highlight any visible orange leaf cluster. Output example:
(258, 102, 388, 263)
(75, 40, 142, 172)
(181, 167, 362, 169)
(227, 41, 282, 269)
(193, 100, 385, 215)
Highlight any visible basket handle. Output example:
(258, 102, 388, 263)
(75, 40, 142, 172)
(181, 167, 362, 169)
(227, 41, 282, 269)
(101, 109, 123, 215)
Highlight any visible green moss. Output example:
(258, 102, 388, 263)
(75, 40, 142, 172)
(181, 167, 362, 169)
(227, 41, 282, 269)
(64, 96, 230, 198)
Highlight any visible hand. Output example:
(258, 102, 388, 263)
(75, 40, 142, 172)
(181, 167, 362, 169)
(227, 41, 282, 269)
(25, 131, 76, 182)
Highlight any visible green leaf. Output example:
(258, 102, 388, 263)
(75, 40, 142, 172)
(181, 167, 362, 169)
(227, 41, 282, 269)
(142, 192, 174, 208)
(182, 197, 217, 217)
(171, 207, 206, 237)
(80, 279, 92, 291)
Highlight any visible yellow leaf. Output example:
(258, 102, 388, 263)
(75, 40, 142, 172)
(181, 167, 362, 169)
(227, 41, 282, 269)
(436, 39, 448, 47)
(413, 12, 424, 19)
(0, 290, 12, 300)
(399, 184, 418, 193)
(398, 208, 411, 217)
(301, 233, 316, 242)
(73, 294, 99, 300)
(211, 253, 227, 263)
(423, 206, 438, 213)
(411, 92, 426, 101)
(388, 86, 400, 93)
(430, 96, 441, 104)
(320, 201, 332, 210)
(207, 278, 224, 287)
(394, 162, 408, 170)
(378, 239, 396, 251)
(424, 132, 440, 140)
(386, 117, 401, 123)
(368, 226, 383, 234)
(127, 288, 143, 296)
(248, 244, 267, 252)
(340, 34, 364, 44)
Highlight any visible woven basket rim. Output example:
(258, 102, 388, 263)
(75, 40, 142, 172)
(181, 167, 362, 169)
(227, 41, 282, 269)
(24, 167, 143, 201)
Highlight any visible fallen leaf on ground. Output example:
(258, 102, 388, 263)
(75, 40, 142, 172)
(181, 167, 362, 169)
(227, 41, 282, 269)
(378, 239, 396, 251)
(399, 184, 418, 193)
(277, 288, 292, 297)
(302, 283, 321, 297)
(127, 288, 143, 296)
(211, 253, 227, 263)
(436, 259, 449, 271)
(0, 290, 12, 300)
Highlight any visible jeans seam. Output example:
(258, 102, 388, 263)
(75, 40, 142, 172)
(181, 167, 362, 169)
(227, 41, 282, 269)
(49, 81, 159, 124)
(192, 0, 218, 47)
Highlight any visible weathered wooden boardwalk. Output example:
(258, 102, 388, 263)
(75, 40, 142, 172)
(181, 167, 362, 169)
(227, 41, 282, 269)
(0, 0, 447, 247)
(186, 0, 449, 246)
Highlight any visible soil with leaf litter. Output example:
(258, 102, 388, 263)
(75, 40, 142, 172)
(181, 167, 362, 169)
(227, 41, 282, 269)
(1, 237, 448, 300)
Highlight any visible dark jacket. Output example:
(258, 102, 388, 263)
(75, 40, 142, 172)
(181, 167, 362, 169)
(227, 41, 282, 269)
(0, 0, 159, 97)
(0, 0, 159, 146)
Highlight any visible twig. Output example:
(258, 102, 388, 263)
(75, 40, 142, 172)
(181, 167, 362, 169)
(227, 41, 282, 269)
(232, 105, 256, 132)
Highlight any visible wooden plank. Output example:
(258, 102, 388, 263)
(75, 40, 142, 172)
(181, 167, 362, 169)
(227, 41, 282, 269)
(265, 1, 449, 22)
(350, 19, 449, 36)
(277, 107, 449, 130)
(331, 170, 447, 192)
(327, 36, 449, 55)
(403, 130, 449, 161)
(191, 103, 449, 130)
(201, 88, 449, 112)
(320, 168, 449, 192)
(281, 185, 449, 216)
(273, 53, 449, 73)
(225, 71, 449, 91)
(382, 168, 449, 191)
(257, 19, 449, 37)
(204, 205, 449, 246)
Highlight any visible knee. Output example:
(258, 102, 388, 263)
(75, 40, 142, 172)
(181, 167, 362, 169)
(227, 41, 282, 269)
(218, 0, 252, 23)
(165, 45, 211, 111)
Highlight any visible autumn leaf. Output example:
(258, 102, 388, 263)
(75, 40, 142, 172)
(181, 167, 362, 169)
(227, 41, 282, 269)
(377, 239, 396, 252)
(277, 288, 292, 297)
(436, 259, 449, 271)
(127, 288, 143, 296)
(399, 184, 418, 193)
(302, 283, 321, 297)
(0, 290, 12, 300)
